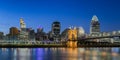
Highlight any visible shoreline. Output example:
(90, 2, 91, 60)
(0, 44, 120, 48)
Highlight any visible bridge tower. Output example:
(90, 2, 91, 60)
(67, 27, 77, 48)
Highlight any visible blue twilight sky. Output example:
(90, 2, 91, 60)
(0, 0, 120, 34)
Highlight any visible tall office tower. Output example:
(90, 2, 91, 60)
(19, 18, 28, 40)
(20, 18, 26, 31)
(52, 21, 61, 41)
(90, 15, 100, 35)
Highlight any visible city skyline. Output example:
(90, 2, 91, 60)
(0, 0, 120, 34)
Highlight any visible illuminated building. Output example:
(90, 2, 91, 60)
(51, 21, 61, 41)
(10, 27, 19, 36)
(20, 18, 26, 31)
(19, 18, 28, 40)
(77, 27, 85, 39)
(9, 27, 19, 40)
(90, 15, 100, 36)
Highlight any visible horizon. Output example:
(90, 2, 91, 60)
(0, 0, 120, 34)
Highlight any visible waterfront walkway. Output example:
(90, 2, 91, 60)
(0, 40, 120, 47)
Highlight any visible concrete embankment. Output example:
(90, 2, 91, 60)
(0, 44, 120, 48)
(0, 44, 67, 48)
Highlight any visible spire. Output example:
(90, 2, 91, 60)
(92, 15, 99, 21)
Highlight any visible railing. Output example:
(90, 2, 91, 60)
(86, 34, 120, 39)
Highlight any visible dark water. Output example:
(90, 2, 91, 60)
(0, 48, 120, 60)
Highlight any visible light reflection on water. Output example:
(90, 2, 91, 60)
(0, 48, 120, 60)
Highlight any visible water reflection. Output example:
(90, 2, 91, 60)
(0, 48, 120, 60)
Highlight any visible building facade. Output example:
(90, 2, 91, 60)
(0, 32, 4, 40)
(61, 28, 70, 41)
(9, 27, 19, 40)
(90, 15, 100, 36)
(26, 28, 35, 40)
(76, 27, 85, 39)
(51, 21, 61, 41)
(10, 27, 19, 36)
(35, 28, 48, 41)
(19, 18, 28, 40)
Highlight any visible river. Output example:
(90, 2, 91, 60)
(0, 48, 120, 60)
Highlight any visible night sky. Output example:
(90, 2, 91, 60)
(0, 0, 120, 34)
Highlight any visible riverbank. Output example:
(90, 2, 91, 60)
(0, 44, 120, 48)
(0, 44, 66, 48)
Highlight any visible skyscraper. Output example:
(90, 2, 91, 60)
(52, 21, 61, 41)
(19, 18, 28, 40)
(90, 15, 100, 36)
(20, 18, 26, 31)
